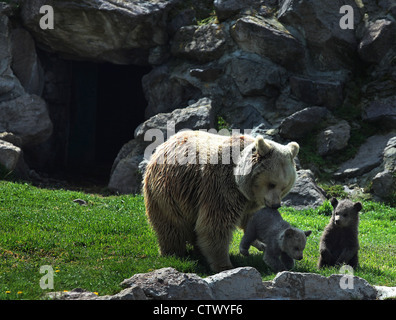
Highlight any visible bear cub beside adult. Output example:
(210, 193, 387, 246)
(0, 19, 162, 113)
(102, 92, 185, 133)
(240, 208, 311, 272)
(318, 198, 363, 269)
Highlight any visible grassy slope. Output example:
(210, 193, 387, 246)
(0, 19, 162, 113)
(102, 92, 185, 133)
(0, 181, 395, 300)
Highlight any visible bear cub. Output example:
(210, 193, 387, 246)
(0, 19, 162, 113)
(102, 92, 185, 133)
(318, 198, 362, 269)
(240, 208, 311, 272)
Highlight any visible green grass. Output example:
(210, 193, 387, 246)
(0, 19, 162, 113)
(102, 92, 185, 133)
(0, 181, 395, 300)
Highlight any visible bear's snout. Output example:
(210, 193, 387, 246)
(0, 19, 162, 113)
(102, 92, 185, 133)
(296, 255, 303, 260)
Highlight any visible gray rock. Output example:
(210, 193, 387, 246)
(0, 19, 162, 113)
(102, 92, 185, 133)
(0, 94, 53, 146)
(362, 95, 396, 129)
(358, 19, 396, 64)
(120, 267, 214, 300)
(279, 107, 328, 139)
(264, 271, 378, 300)
(10, 27, 44, 95)
(317, 120, 351, 156)
(278, 0, 360, 71)
(289, 76, 344, 110)
(135, 97, 215, 141)
(142, 65, 202, 118)
(383, 136, 396, 173)
(20, 0, 179, 65)
(0, 139, 21, 171)
(231, 16, 305, 71)
(228, 52, 287, 96)
(0, 14, 25, 102)
(214, 0, 260, 21)
(372, 171, 394, 198)
(47, 267, 392, 300)
(282, 170, 327, 209)
(108, 152, 145, 195)
(334, 133, 396, 179)
(204, 267, 264, 300)
(171, 24, 228, 63)
(103, 285, 148, 300)
(108, 138, 150, 194)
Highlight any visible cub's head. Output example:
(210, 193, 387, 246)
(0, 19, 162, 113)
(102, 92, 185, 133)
(331, 198, 362, 228)
(234, 136, 299, 209)
(280, 228, 312, 260)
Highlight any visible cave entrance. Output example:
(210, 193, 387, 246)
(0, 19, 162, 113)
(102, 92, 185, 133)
(67, 62, 150, 184)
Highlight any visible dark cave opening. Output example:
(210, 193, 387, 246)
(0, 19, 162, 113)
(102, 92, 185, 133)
(66, 61, 151, 184)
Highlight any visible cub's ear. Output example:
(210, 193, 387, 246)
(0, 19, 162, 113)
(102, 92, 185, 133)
(354, 202, 363, 212)
(330, 198, 338, 209)
(288, 142, 299, 158)
(305, 230, 312, 237)
(255, 136, 272, 156)
(284, 228, 295, 238)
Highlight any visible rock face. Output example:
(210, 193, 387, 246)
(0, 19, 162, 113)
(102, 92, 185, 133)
(0, 0, 395, 200)
(48, 267, 392, 300)
(0, 12, 52, 175)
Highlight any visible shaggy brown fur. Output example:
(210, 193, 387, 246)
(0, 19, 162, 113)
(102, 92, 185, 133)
(143, 130, 299, 272)
(318, 198, 363, 269)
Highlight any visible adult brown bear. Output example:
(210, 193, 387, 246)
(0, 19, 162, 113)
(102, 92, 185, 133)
(143, 130, 299, 272)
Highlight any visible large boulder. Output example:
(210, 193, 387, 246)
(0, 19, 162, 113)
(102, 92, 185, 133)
(10, 27, 44, 95)
(279, 106, 328, 139)
(0, 94, 53, 146)
(230, 16, 305, 71)
(334, 132, 396, 179)
(0, 139, 21, 171)
(282, 170, 327, 209)
(289, 76, 344, 110)
(20, 0, 180, 65)
(120, 267, 214, 300)
(362, 95, 396, 130)
(278, 0, 361, 71)
(171, 23, 228, 63)
(317, 120, 351, 156)
(358, 18, 396, 64)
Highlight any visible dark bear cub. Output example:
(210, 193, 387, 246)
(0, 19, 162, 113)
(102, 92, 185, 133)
(240, 208, 311, 272)
(318, 198, 363, 269)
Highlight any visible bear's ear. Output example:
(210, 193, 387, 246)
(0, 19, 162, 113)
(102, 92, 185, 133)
(330, 198, 338, 209)
(354, 202, 362, 212)
(284, 228, 295, 238)
(255, 136, 272, 156)
(305, 230, 312, 237)
(288, 142, 299, 158)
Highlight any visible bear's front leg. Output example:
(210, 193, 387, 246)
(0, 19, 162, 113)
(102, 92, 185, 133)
(336, 247, 358, 267)
(280, 252, 294, 270)
(264, 250, 286, 272)
(318, 247, 337, 268)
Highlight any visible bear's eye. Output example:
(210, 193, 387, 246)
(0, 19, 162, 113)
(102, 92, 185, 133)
(294, 246, 299, 251)
(268, 183, 276, 189)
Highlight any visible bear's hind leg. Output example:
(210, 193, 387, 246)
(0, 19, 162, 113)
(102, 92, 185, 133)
(195, 225, 234, 272)
(146, 200, 188, 257)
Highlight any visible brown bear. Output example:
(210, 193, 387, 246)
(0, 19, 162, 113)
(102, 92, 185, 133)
(143, 130, 299, 272)
(318, 198, 363, 269)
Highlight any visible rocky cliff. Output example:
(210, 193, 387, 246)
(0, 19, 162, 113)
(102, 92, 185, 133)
(0, 0, 395, 204)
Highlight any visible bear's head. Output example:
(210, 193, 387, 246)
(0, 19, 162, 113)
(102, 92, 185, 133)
(280, 228, 312, 260)
(330, 198, 363, 228)
(234, 136, 299, 209)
